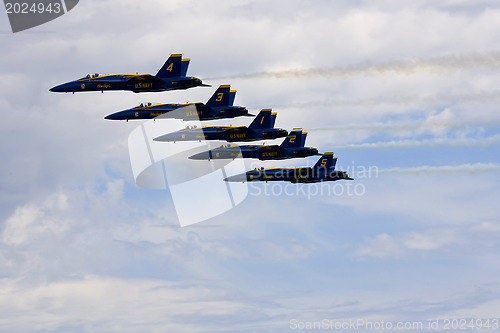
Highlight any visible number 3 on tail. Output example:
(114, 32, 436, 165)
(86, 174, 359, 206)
(216, 93, 223, 102)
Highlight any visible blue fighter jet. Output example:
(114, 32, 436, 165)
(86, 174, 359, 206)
(153, 109, 288, 142)
(49, 54, 208, 93)
(104, 85, 250, 121)
(224, 153, 353, 183)
(189, 129, 319, 161)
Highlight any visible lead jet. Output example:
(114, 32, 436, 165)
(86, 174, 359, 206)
(104, 85, 250, 121)
(189, 129, 319, 161)
(49, 54, 208, 93)
(153, 109, 288, 142)
(224, 153, 353, 183)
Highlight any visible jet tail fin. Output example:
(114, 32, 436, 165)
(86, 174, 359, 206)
(270, 112, 277, 128)
(156, 54, 183, 78)
(180, 58, 190, 77)
(280, 128, 307, 148)
(206, 85, 231, 107)
(248, 109, 275, 129)
(313, 152, 337, 171)
(228, 90, 236, 106)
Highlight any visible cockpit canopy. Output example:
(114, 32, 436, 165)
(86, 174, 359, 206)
(138, 102, 153, 108)
(80, 73, 100, 79)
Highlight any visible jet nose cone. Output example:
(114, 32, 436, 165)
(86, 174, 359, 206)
(49, 84, 65, 92)
(224, 173, 248, 182)
(104, 112, 123, 120)
(154, 133, 176, 142)
(189, 151, 211, 160)
(105, 110, 135, 121)
(50, 82, 74, 92)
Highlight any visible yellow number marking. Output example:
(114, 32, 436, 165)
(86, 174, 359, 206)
(260, 116, 264, 124)
(289, 135, 296, 143)
(216, 93, 224, 102)
(320, 159, 327, 167)
(166, 63, 174, 72)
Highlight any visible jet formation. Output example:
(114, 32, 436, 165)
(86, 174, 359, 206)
(50, 54, 353, 185)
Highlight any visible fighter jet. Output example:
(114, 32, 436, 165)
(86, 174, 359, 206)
(189, 129, 319, 161)
(224, 152, 353, 183)
(153, 109, 288, 142)
(49, 54, 208, 93)
(104, 85, 250, 121)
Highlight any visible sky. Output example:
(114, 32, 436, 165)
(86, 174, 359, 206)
(1, 0, 500, 332)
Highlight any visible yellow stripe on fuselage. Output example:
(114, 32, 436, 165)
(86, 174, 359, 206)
(141, 103, 192, 109)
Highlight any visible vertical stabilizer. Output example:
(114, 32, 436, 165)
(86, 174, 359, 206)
(249, 109, 274, 129)
(180, 58, 190, 77)
(206, 85, 231, 107)
(280, 129, 306, 148)
(156, 54, 182, 78)
(313, 152, 337, 170)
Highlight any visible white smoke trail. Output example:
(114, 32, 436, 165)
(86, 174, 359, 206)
(309, 119, 500, 134)
(332, 134, 500, 150)
(355, 163, 500, 176)
(208, 52, 500, 80)
(254, 90, 500, 111)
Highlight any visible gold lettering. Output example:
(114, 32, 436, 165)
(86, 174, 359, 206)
(135, 83, 153, 89)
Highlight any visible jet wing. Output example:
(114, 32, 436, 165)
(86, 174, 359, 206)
(189, 143, 261, 160)
(236, 144, 267, 152)
(124, 74, 155, 81)
(154, 126, 234, 142)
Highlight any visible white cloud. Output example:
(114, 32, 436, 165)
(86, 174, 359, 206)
(0, 276, 257, 332)
(2, 193, 70, 246)
(356, 228, 459, 258)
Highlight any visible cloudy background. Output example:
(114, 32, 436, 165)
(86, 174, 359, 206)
(1, 0, 500, 331)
